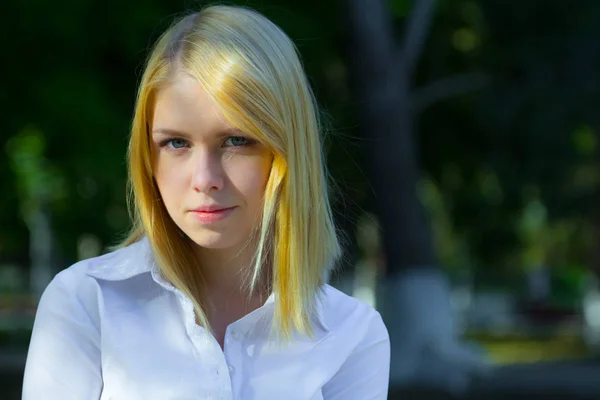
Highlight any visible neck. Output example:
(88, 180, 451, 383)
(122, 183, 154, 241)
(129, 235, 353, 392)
(194, 242, 270, 301)
(193, 242, 271, 339)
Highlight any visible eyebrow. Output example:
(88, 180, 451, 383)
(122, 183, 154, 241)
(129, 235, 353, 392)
(151, 127, 247, 138)
(151, 128, 193, 138)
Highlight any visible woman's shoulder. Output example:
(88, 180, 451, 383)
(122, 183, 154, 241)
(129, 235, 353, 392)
(41, 240, 150, 313)
(319, 284, 387, 336)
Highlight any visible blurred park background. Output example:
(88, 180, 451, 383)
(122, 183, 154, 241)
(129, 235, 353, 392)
(4, 0, 600, 398)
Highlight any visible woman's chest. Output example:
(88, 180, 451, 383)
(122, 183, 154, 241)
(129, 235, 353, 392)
(97, 291, 329, 400)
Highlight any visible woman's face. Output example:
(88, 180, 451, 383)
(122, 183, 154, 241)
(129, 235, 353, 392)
(151, 73, 271, 252)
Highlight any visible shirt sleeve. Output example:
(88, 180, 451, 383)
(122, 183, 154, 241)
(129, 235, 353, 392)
(322, 311, 391, 400)
(22, 272, 103, 400)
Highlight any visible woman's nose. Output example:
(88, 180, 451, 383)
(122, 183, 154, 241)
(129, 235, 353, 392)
(191, 150, 225, 193)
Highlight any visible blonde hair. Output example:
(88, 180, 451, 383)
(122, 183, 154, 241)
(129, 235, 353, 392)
(121, 5, 341, 339)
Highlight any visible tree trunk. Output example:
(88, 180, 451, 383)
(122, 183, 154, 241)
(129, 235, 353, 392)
(343, 0, 489, 393)
(343, 0, 435, 273)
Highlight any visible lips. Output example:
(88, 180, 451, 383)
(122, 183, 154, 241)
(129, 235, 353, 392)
(192, 205, 234, 213)
(189, 206, 236, 223)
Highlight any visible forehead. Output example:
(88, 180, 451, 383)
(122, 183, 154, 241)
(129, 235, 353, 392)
(152, 73, 232, 133)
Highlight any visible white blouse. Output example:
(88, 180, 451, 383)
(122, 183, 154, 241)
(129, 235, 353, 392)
(22, 238, 390, 400)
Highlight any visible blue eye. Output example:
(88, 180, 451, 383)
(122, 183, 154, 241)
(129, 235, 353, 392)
(224, 136, 250, 147)
(166, 139, 188, 149)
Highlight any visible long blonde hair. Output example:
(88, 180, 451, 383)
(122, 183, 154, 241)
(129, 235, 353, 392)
(121, 5, 341, 339)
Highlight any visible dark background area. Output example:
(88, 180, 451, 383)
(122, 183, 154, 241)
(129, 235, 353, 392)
(4, 0, 600, 398)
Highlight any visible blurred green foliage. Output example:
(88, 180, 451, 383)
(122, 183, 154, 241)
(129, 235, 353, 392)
(3, 0, 600, 292)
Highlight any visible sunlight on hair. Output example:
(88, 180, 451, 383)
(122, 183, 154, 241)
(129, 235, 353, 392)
(119, 5, 341, 342)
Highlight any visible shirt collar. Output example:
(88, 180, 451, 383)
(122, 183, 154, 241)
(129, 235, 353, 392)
(86, 237, 154, 281)
(85, 237, 329, 332)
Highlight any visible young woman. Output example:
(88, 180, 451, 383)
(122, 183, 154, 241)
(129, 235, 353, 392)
(22, 5, 390, 399)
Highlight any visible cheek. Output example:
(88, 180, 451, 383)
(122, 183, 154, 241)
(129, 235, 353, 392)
(227, 157, 270, 201)
(154, 157, 189, 199)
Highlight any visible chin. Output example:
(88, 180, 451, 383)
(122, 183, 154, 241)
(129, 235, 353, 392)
(184, 231, 242, 250)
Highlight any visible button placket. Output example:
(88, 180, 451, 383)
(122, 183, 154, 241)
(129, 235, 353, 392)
(223, 324, 247, 400)
(231, 328, 242, 340)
